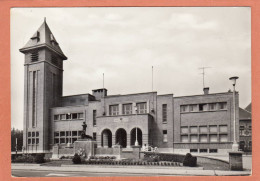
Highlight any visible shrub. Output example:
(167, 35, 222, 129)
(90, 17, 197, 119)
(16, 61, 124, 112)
(12, 155, 34, 163)
(35, 154, 45, 164)
(72, 153, 81, 164)
(182, 153, 197, 167)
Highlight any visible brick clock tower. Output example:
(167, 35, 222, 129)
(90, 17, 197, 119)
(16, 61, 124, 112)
(20, 19, 67, 153)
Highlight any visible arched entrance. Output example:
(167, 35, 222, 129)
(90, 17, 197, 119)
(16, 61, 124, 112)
(130, 128, 142, 146)
(101, 129, 112, 148)
(115, 128, 127, 148)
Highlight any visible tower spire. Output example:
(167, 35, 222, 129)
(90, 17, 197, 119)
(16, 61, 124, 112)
(44, 17, 46, 22)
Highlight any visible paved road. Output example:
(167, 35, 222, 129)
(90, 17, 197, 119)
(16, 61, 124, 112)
(12, 169, 176, 177)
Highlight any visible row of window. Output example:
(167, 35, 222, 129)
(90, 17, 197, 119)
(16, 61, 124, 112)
(180, 102, 227, 113)
(181, 134, 228, 143)
(54, 131, 96, 144)
(190, 149, 218, 153)
(28, 131, 39, 138)
(181, 125, 228, 134)
(54, 112, 84, 121)
(28, 138, 39, 145)
(109, 102, 147, 116)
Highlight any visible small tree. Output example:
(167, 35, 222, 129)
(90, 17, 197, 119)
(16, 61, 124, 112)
(183, 153, 197, 167)
(35, 154, 45, 163)
(72, 153, 81, 164)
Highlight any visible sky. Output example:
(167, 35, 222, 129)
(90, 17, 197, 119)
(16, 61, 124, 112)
(11, 7, 251, 130)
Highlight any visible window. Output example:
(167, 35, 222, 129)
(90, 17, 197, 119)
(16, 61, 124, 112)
(190, 126, 198, 133)
(72, 113, 78, 119)
(190, 149, 198, 153)
(93, 132, 97, 141)
(28, 132, 31, 137)
(199, 126, 207, 133)
(31, 51, 39, 62)
(219, 125, 228, 133)
(209, 134, 218, 142)
(60, 131, 65, 137)
(54, 115, 59, 120)
(54, 138, 59, 144)
(163, 130, 167, 142)
(32, 132, 35, 137)
(136, 102, 147, 114)
(189, 104, 197, 112)
(66, 114, 72, 120)
(219, 134, 228, 142)
(72, 131, 77, 136)
(239, 141, 245, 150)
(61, 114, 66, 120)
(78, 113, 84, 119)
(162, 104, 167, 123)
(36, 138, 39, 144)
(36, 132, 39, 137)
(239, 126, 245, 135)
(54, 132, 59, 137)
(219, 102, 227, 110)
(180, 105, 188, 112)
(199, 149, 208, 153)
(209, 125, 217, 133)
(181, 127, 189, 134)
(190, 135, 198, 143)
(123, 104, 132, 115)
(199, 135, 207, 142)
(72, 138, 77, 143)
(209, 103, 216, 110)
(32, 139, 35, 144)
(93, 110, 97, 126)
(199, 104, 207, 111)
(181, 135, 188, 143)
(249, 141, 252, 148)
(209, 149, 218, 153)
(28, 139, 31, 144)
(109, 105, 119, 116)
(66, 131, 71, 136)
(60, 138, 65, 144)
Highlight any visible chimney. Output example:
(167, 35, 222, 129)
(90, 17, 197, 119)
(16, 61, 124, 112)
(203, 87, 209, 95)
(92, 88, 107, 100)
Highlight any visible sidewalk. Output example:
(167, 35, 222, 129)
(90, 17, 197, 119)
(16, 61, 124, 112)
(12, 164, 251, 176)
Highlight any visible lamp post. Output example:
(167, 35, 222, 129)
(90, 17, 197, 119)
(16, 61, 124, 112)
(229, 76, 239, 151)
(134, 106, 139, 146)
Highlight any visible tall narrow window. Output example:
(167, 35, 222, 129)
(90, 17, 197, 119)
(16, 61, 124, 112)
(93, 110, 97, 126)
(32, 71, 37, 127)
(162, 104, 167, 123)
(93, 132, 97, 141)
(136, 102, 147, 114)
(163, 130, 167, 142)
(52, 73, 56, 105)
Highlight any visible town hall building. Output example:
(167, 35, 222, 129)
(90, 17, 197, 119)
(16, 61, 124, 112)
(20, 20, 239, 155)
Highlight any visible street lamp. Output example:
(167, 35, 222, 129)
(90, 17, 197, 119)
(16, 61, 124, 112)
(229, 76, 239, 151)
(134, 106, 139, 146)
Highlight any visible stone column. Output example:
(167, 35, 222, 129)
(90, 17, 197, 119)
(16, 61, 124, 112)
(127, 133, 131, 148)
(97, 134, 102, 148)
(119, 104, 122, 115)
(103, 132, 108, 148)
(112, 134, 116, 146)
(132, 102, 136, 114)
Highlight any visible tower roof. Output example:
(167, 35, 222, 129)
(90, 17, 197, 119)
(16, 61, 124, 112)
(19, 18, 67, 60)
